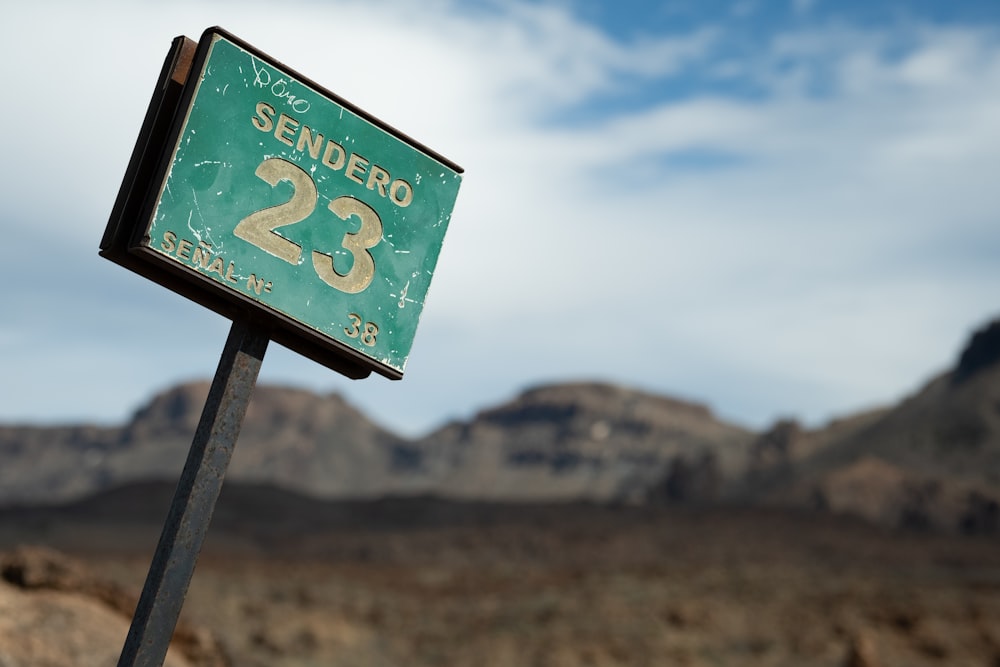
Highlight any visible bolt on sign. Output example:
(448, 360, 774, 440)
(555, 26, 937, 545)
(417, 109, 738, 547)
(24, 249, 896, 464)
(102, 27, 463, 380)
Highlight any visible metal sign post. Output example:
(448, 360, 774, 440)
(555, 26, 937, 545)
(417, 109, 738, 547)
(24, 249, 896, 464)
(100, 26, 462, 667)
(118, 319, 267, 667)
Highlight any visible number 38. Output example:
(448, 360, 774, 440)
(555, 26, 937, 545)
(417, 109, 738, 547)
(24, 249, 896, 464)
(234, 157, 382, 294)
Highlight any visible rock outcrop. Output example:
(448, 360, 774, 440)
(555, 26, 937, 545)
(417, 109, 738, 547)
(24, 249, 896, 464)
(0, 546, 226, 666)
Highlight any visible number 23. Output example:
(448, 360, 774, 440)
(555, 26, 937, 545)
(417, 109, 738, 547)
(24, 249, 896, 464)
(234, 157, 382, 294)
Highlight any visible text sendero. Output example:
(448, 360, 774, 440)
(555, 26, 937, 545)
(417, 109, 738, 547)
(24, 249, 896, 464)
(251, 102, 414, 208)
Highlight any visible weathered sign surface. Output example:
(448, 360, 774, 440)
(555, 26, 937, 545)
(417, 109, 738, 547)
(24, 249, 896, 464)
(103, 28, 463, 379)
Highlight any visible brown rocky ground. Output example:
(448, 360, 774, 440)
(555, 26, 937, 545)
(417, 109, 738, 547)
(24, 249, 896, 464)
(2, 498, 999, 666)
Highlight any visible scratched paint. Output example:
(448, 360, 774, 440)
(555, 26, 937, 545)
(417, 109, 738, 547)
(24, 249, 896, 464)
(142, 31, 462, 376)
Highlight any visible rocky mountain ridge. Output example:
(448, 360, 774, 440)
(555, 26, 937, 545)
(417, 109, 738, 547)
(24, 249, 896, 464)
(0, 381, 750, 506)
(3, 319, 1000, 533)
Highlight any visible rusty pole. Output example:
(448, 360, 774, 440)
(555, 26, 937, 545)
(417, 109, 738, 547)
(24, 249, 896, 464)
(118, 318, 269, 667)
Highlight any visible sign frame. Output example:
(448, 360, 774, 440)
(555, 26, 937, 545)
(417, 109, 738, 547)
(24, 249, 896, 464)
(101, 26, 463, 381)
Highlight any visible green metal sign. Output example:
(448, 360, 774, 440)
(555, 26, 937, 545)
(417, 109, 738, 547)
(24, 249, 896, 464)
(104, 28, 462, 379)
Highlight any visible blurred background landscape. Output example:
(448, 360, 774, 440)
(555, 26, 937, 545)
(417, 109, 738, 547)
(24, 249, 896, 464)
(1, 320, 999, 665)
(4, 0, 1000, 665)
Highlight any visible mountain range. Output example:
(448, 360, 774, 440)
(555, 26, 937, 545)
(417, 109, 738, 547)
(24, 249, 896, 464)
(3, 319, 1000, 535)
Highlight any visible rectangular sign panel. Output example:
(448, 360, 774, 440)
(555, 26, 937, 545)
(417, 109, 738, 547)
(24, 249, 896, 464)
(103, 28, 462, 380)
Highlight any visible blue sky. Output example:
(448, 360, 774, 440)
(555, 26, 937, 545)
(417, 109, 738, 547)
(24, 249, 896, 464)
(2, 0, 1000, 435)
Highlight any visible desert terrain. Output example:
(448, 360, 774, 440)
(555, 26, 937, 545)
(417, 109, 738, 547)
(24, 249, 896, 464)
(2, 321, 1000, 665)
(2, 486, 999, 667)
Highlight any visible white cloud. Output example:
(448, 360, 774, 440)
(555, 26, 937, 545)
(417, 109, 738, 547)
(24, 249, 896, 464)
(2, 1, 999, 435)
